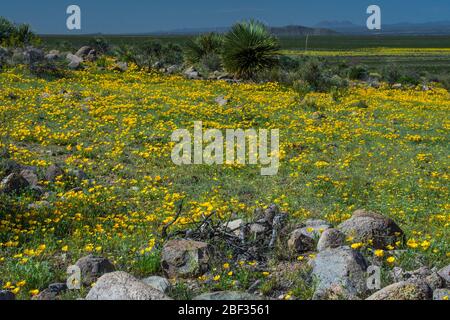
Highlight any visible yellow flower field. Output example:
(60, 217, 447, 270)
(0, 63, 449, 298)
(283, 47, 450, 57)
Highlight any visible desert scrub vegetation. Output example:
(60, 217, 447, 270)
(0, 17, 39, 47)
(222, 20, 280, 79)
(0, 58, 448, 299)
(184, 33, 223, 66)
(182, 20, 281, 79)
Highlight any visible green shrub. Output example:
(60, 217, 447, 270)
(348, 64, 369, 80)
(222, 20, 280, 79)
(0, 17, 15, 43)
(162, 43, 183, 65)
(114, 45, 137, 64)
(0, 17, 39, 47)
(198, 53, 222, 73)
(382, 65, 422, 85)
(279, 55, 301, 71)
(115, 41, 183, 71)
(293, 80, 313, 100)
(88, 37, 111, 55)
(382, 64, 402, 84)
(184, 33, 223, 66)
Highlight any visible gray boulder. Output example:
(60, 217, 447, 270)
(0, 290, 15, 300)
(161, 239, 211, 278)
(85, 49, 97, 62)
(367, 280, 432, 300)
(433, 289, 450, 300)
(32, 282, 67, 300)
(193, 291, 265, 300)
(287, 228, 316, 253)
(215, 96, 228, 107)
(311, 246, 369, 300)
(23, 47, 44, 64)
(75, 255, 115, 285)
(165, 65, 180, 74)
(0, 47, 8, 61)
(114, 61, 128, 72)
(85, 272, 172, 300)
(0, 173, 29, 194)
(249, 222, 269, 238)
(45, 164, 64, 182)
(184, 67, 201, 79)
(141, 276, 171, 293)
(263, 204, 280, 225)
(301, 223, 331, 238)
(45, 50, 61, 61)
(75, 46, 93, 58)
(305, 219, 331, 227)
(438, 264, 450, 285)
(223, 219, 244, 236)
(317, 228, 346, 252)
(426, 272, 446, 291)
(391, 266, 432, 283)
(20, 169, 39, 186)
(337, 210, 403, 249)
(66, 53, 83, 69)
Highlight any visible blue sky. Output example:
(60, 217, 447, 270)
(1, 0, 449, 34)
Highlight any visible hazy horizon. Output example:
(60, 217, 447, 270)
(1, 0, 450, 35)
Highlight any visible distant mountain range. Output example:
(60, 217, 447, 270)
(148, 25, 337, 36)
(146, 21, 450, 37)
(315, 20, 450, 35)
(99, 21, 450, 36)
(270, 25, 337, 36)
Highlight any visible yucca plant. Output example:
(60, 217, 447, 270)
(223, 20, 280, 79)
(184, 32, 223, 65)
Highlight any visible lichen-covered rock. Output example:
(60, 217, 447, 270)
(263, 204, 280, 225)
(193, 291, 265, 300)
(287, 228, 316, 253)
(311, 246, 369, 300)
(317, 229, 346, 252)
(367, 280, 432, 300)
(425, 272, 446, 291)
(249, 222, 268, 237)
(75, 255, 115, 285)
(85, 272, 172, 300)
(161, 239, 211, 278)
(438, 264, 450, 285)
(45, 164, 65, 182)
(223, 219, 244, 236)
(433, 289, 450, 301)
(301, 223, 331, 238)
(113, 61, 128, 72)
(75, 46, 93, 58)
(0, 158, 21, 177)
(184, 67, 200, 79)
(0, 172, 29, 194)
(141, 276, 171, 293)
(32, 282, 67, 300)
(66, 54, 83, 69)
(20, 169, 39, 186)
(305, 219, 331, 228)
(337, 210, 404, 249)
